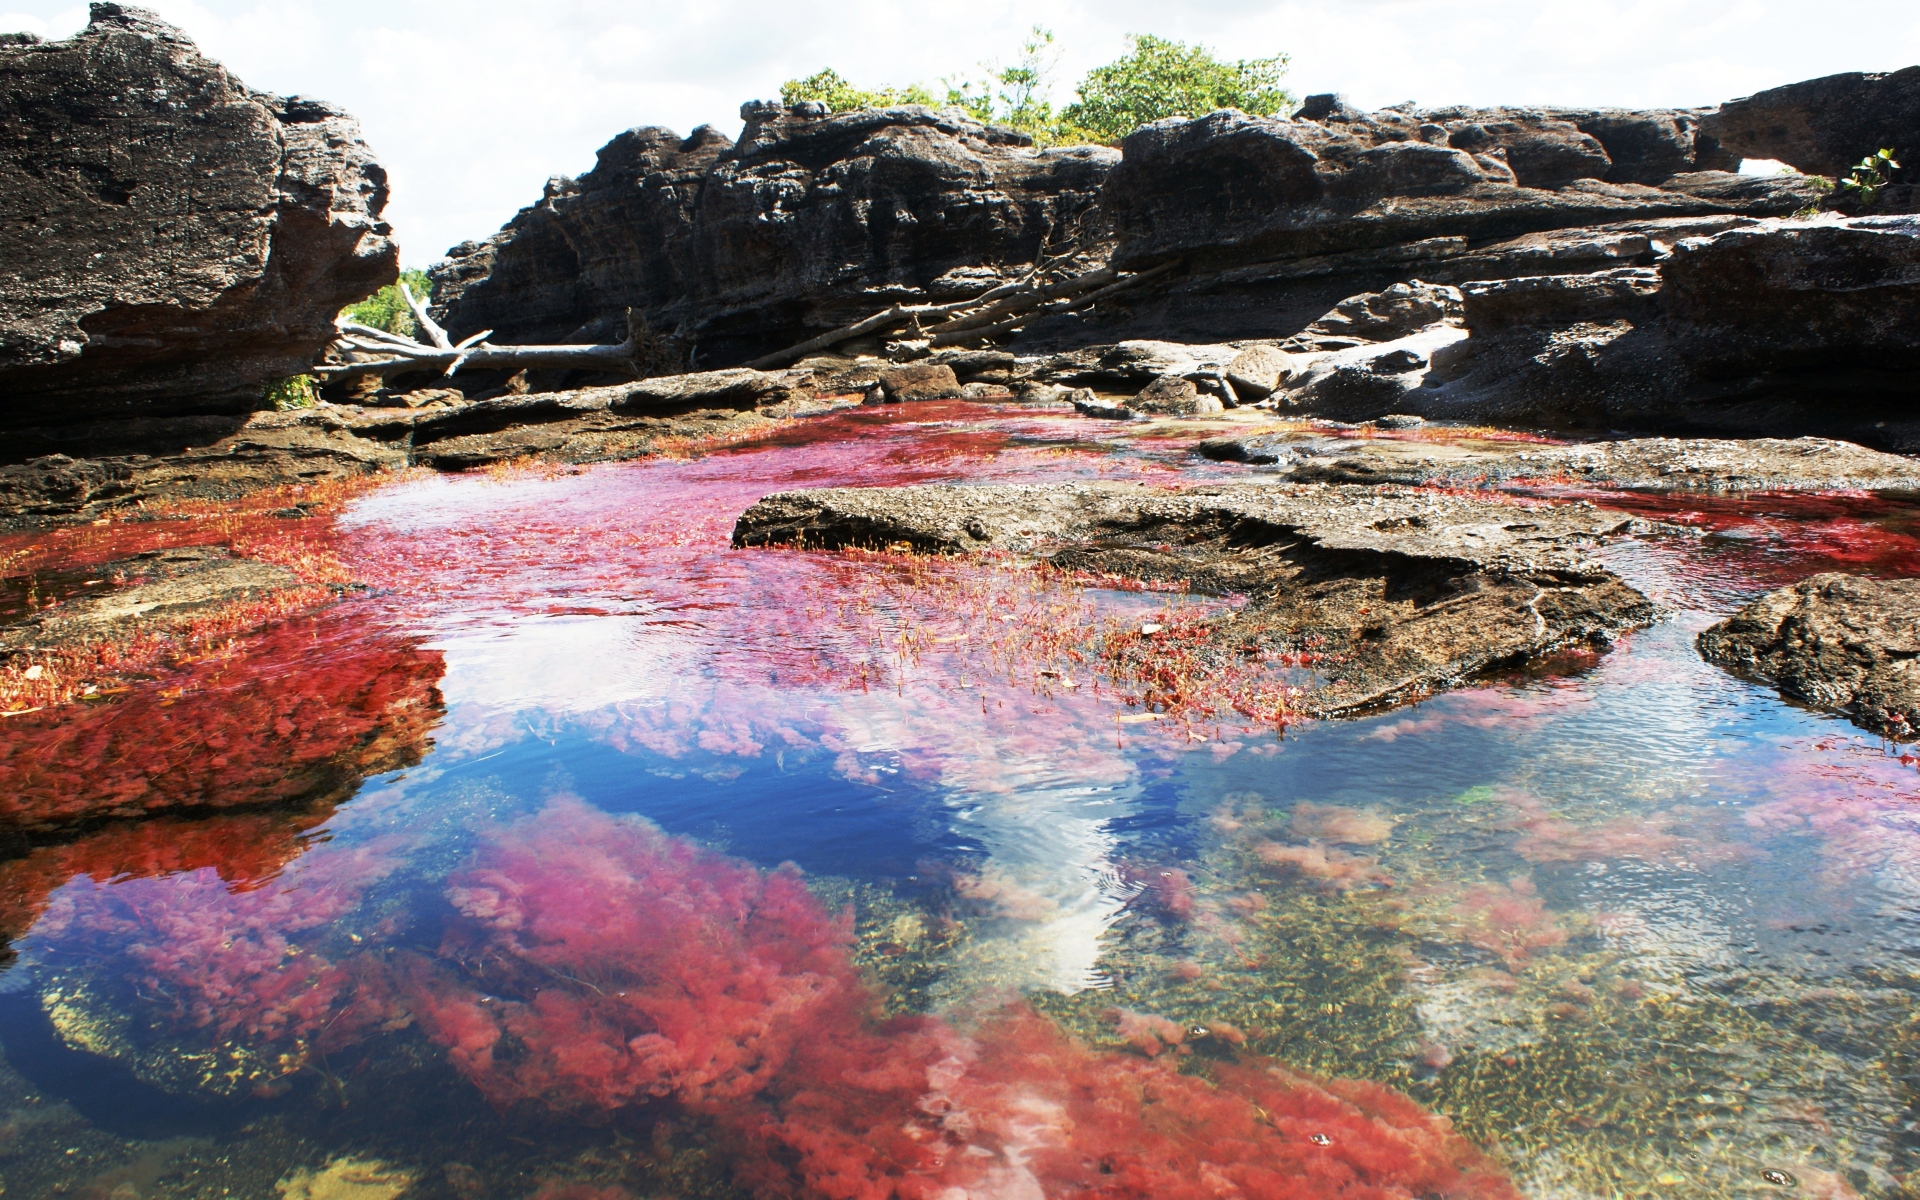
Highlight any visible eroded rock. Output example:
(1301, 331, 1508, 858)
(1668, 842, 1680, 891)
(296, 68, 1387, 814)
(1701, 66, 1920, 178)
(1699, 573, 1920, 735)
(0, 5, 397, 425)
(733, 481, 1654, 715)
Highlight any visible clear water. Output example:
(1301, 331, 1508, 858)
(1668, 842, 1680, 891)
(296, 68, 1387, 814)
(0, 404, 1916, 1199)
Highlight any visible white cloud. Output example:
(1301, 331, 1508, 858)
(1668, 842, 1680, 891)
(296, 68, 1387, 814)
(6, 0, 1917, 267)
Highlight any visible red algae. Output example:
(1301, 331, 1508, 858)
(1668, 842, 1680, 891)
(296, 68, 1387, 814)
(0, 810, 321, 941)
(0, 611, 443, 828)
(406, 799, 1518, 1200)
(1440, 876, 1571, 968)
(408, 796, 864, 1112)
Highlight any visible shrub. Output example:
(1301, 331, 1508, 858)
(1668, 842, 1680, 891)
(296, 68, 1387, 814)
(1063, 34, 1292, 144)
(778, 68, 933, 112)
(340, 267, 433, 337)
(1840, 148, 1902, 208)
(262, 374, 318, 410)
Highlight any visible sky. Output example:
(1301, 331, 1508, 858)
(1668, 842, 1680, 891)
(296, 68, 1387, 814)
(5, 1, 1919, 267)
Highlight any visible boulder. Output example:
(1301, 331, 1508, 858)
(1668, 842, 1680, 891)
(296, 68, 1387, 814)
(1698, 573, 1920, 735)
(1285, 281, 1463, 351)
(878, 363, 963, 402)
(1224, 345, 1297, 399)
(1701, 66, 1920, 177)
(0, 4, 397, 428)
(1129, 375, 1222, 415)
(432, 103, 1116, 364)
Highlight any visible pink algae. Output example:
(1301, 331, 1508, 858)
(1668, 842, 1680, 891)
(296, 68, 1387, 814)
(404, 799, 1519, 1200)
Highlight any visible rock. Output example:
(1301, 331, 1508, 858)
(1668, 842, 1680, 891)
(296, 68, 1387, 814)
(732, 480, 1654, 715)
(1196, 432, 1920, 493)
(879, 363, 963, 402)
(1424, 110, 1614, 188)
(0, 5, 397, 427)
(1224, 345, 1296, 399)
(1073, 394, 1139, 420)
(926, 349, 1017, 382)
(1286, 281, 1463, 351)
(1414, 215, 1920, 444)
(1130, 375, 1222, 416)
(432, 103, 1116, 363)
(1375, 413, 1426, 429)
(1701, 66, 1920, 177)
(0, 546, 297, 655)
(1102, 108, 1812, 275)
(1698, 573, 1920, 735)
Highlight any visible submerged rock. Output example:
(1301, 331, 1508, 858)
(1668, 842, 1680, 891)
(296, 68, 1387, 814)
(733, 481, 1654, 715)
(1699, 573, 1920, 735)
(0, 4, 397, 426)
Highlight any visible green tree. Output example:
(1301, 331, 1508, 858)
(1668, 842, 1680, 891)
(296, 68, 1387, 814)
(941, 26, 1094, 145)
(779, 68, 934, 112)
(341, 268, 434, 337)
(1062, 35, 1291, 144)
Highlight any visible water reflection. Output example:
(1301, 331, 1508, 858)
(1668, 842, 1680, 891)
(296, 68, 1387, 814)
(0, 411, 1918, 1196)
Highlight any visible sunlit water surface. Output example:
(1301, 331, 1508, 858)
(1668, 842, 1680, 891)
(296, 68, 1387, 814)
(1, 404, 1918, 1199)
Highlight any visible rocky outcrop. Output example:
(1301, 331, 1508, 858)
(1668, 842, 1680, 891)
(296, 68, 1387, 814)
(431, 103, 1114, 366)
(1698, 573, 1920, 735)
(1399, 214, 1920, 445)
(1702, 67, 1920, 177)
(733, 481, 1654, 716)
(0, 4, 398, 428)
(1101, 107, 1810, 275)
(1194, 432, 1920, 493)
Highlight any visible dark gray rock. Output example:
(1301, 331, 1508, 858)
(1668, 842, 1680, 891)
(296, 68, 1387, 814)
(432, 103, 1115, 365)
(1699, 573, 1920, 735)
(1701, 66, 1920, 177)
(0, 4, 397, 427)
(732, 480, 1654, 716)
(1103, 108, 1813, 275)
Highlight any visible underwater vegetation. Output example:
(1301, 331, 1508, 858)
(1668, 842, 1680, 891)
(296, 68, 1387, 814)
(401, 798, 1519, 1199)
(0, 611, 444, 828)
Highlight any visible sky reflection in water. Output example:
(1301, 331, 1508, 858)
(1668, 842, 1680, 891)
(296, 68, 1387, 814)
(3, 406, 1919, 1198)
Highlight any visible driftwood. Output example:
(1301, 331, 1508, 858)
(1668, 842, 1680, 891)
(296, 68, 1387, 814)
(745, 260, 1181, 369)
(314, 286, 651, 382)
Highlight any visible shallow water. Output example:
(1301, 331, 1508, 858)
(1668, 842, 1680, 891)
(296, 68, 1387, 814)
(1, 404, 1917, 1199)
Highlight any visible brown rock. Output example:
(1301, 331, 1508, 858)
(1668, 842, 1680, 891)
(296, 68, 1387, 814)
(1699, 573, 1920, 734)
(1224, 345, 1297, 399)
(1701, 66, 1920, 178)
(879, 363, 963, 402)
(0, 5, 397, 426)
(1129, 375, 1222, 415)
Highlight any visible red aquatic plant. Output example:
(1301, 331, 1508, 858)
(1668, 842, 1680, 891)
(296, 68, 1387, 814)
(0, 810, 320, 942)
(31, 836, 400, 1055)
(407, 796, 864, 1112)
(409, 801, 1519, 1199)
(733, 1004, 1521, 1200)
(0, 611, 443, 828)
(1443, 876, 1570, 967)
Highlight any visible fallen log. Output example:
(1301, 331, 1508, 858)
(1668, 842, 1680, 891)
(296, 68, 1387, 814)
(314, 301, 650, 383)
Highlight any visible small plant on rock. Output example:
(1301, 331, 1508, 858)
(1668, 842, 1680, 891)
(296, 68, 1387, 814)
(1839, 147, 1901, 208)
(262, 374, 318, 410)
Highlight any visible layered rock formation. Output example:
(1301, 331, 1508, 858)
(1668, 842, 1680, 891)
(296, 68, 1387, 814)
(734, 480, 1655, 716)
(431, 103, 1114, 365)
(0, 4, 397, 429)
(1699, 573, 1920, 735)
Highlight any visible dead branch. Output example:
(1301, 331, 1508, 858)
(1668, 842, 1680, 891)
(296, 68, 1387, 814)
(742, 260, 1177, 366)
(316, 304, 656, 383)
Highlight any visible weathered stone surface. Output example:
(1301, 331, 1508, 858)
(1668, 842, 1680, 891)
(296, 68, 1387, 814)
(432, 103, 1115, 364)
(1196, 431, 1920, 493)
(0, 367, 820, 526)
(1701, 66, 1920, 177)
(1225, 345, 1296, 399)
(1698, 573, 1920, 735)
(0, 4, 397, 426)
(1129, 374, 1220, 415)
(733, 481, 1654, 715)
(0, 546, 297, 654)
(879, 363, 963, 402)
(1102, 108, 1814, 274)
(1283, 280, 1463, 352)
